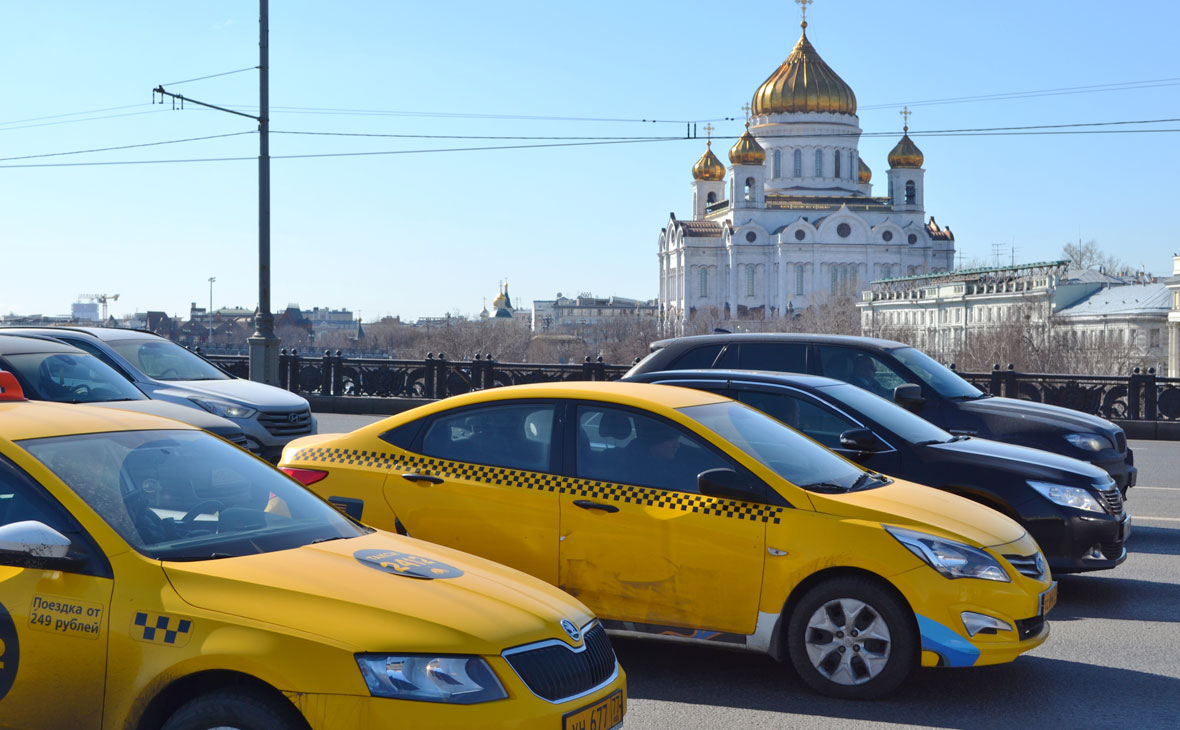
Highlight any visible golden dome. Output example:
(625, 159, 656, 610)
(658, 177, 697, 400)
(858, 158, 872, 183)
(728, 125, 765, 165)
(888, 130, 924, 168)
(751, 23, 857, 117)
(692, 142, 726, 181)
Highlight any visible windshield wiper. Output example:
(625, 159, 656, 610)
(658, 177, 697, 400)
(310, 535, 348, 545)
(161, 552, 237, 561)
(800, 481, 851, 493)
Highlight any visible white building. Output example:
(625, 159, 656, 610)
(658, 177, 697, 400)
(1166, 255, 1180, 376)
(532, 293, 658, 331)
(658, 15, 954, 334)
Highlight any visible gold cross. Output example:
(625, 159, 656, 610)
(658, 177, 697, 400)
(900, 106, 912, 132)
(703, 123, 715, 141)
(797, 0, 812, 24)
(741, 103, 751, 122)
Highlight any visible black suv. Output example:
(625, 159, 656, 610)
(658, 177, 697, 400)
(627, 333, 1136, 493)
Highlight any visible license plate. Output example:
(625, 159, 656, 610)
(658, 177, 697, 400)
(1040, 582, 1058, 616)
(563, 689, 624, 730)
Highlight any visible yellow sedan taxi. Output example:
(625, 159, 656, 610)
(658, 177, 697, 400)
(281, 382, 1056, 699)
(0, 373, 624, 730)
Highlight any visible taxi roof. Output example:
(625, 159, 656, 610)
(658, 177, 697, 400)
(0, 399, 198, 442)
(403, 380, 729, 416)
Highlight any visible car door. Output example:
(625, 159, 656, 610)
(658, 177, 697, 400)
(383, 401, 561, 584)
(0, 455, 112, 730)
(557, 402, 767, 635)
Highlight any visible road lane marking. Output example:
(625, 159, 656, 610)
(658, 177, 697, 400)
(1129, 515, 1180, 522)
(1132, 486, 1177, 490)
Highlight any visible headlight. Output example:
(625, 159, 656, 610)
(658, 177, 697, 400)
(355, 654, 507, 704)
(1028, 481, 1105, 512)
(1064, 433, 1111, 452)
(885, 526, 1010, 582)
(189, 398, 258, 419)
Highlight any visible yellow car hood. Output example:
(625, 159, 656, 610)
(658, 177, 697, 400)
(163, 531, 593, 655)
(807, 478, 1027, 548)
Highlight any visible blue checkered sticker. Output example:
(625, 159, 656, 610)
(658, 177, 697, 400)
(132, 612, 193, 647)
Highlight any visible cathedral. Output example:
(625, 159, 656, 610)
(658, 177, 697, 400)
(657, 11, 955, 333)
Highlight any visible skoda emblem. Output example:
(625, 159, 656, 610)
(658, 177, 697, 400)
(561, 619, 581, 642)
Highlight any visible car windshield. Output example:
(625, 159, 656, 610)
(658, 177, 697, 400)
(106, 339, 230, 381)
(20, 430, 368, 560)
(3, 352, 146, 403)
(679, 400, 872, 493)
(819, 383, 954, 445)
(889, 346, 983, 399)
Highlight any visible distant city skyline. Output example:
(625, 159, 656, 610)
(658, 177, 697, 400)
(3, 1, 1177, 322)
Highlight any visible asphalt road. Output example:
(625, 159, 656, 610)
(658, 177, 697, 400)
(313, 414, 1180, 729)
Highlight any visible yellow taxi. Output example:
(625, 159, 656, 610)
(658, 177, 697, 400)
(0, 373, 625, 730)
(281, 382, 1056, 699)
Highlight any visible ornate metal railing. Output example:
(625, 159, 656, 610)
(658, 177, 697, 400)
(202, 350, 632, 399)
(952, 365, 1180, 421)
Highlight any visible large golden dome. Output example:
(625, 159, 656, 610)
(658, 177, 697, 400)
(751, 23, 857, 117)
(888, 130, 924, 168)
(858, 157, 872, 183)
(692, 142, 726, 181)
(728, 124, 766, 165)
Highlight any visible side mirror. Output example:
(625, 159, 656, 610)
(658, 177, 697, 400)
(698, 468, 761, 503)
(0, 521, 82, 569)
(839, 428, 886, 453)
(893, 383, 926, 413)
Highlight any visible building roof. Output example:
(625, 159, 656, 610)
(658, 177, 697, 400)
(674, 220, 724, 238)
(1064, 268, 1127, 285)
(1054, 283, 1169, 318)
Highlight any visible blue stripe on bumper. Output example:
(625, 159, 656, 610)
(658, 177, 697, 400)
(916, 614, 980, 667)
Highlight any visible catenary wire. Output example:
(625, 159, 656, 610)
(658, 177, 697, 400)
(161, 67, 259, 87)
(0, 131, 256, 162)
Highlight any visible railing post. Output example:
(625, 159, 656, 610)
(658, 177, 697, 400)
(594, 355, 606, 381)
(435, 353, 449, 398)
(332, 350, 344, 396)
(582, 356, 594, 380)
(483, 353, 495, 389)
(1004, 363, 1017, 399)
(1128, 368, 1143, 421)
(289, 348, 301, 394)
(1145, 368, 1159, 421)
(989, 364, 1004, 396)
(321, 350, 332, 395)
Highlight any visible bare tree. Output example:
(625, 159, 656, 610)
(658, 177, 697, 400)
(1062, 240, 1124, 274)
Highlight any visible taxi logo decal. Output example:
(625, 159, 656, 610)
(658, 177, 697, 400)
(561, 619, 581, 642)
(133, 612, 193, 647)
(0, 602, 19, 701)
(294, 446, 784, 524)
(355, 549, 464, 580)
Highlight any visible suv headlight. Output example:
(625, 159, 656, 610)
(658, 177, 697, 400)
(1028, 481, 1105, 512)
(1064, 433, 1111, 452)
(885, 526, 1010, 582)
(189, 398, 258, 420)
(355, 654, 507, 704)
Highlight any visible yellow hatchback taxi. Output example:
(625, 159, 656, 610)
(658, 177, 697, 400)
(281, 382, 1056, 699)
(0, 374, 625, 730)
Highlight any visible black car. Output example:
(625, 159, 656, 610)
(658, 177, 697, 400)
(627, 333, 1137, 494)
(624, 369, 1130, 573)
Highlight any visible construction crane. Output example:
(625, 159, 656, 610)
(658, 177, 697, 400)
(79, 293, 120, 322)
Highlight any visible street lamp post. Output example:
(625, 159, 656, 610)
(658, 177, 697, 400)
(208, 276, 216, 347)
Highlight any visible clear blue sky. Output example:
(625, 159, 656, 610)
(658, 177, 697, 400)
(3, 1, 1178, 322)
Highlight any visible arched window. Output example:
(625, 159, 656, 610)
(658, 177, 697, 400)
(815, 149, 823, 177)
(830, 267, 838, 295)
(793, 149, 802, 176)
(744, 177, 755, 201)
(706, 191, 716, 204)
(834, 151, 841, 179)
(848, 151, 854, 180)
(746, 267, 756, 297)
(905, 180, 916, 204)
(795, 267, 804, 295)
(773, 149, 782, 178)
(699, 268, 708, 297)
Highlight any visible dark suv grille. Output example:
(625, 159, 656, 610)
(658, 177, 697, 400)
(503, 623, 616, 702)
(1099, 488, 1125, 517)
(258, 408, 313, 437)
(1003, 553, 1046, 581)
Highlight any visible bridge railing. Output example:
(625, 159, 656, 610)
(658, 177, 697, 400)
(951, 365, 1180, 422)
(202, 350, 631, 400)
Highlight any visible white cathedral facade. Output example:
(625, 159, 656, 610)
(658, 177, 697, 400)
(657, 17, 955, 333)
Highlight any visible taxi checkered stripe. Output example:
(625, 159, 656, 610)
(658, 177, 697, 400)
(295, 446, 783, 524)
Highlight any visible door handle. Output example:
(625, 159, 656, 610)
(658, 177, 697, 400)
(401, 473, 443, 485)
(573, 500, 618, 513)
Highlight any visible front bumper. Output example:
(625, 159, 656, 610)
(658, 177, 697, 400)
(287, 664, 626, 730)
(1092, 449, 1136, 495)
(1024, 506, 1130, 574)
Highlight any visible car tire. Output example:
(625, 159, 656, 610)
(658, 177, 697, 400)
(161, 687, 305, 730)
(787, 576, 917, 700)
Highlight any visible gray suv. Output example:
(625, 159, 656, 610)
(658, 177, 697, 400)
(1, 327, 315, 462)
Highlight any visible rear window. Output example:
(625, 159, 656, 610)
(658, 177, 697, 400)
(670, 345, 724, 370)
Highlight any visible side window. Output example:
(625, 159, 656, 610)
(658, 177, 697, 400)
(737, 343, 807, 373)
(817, 346, 907, 398)
(60, 338, 129, 378)
(575, 405, 730, 494)
(420, 404, 555, 472)
(735, 390, 858, 449)
(669, 344, 724, 370)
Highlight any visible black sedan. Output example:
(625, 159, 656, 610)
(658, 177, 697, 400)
(624, 369, 1130, 573)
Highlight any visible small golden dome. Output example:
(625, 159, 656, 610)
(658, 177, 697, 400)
(888, 130, 924, 168)
(858, 158, 872, 183)
(751, 23, 857, 117)
(692, 142, 726, 181)
(728, 125, 766, 165)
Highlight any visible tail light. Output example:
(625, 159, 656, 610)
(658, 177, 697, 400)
(280, 467, 328, 486)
